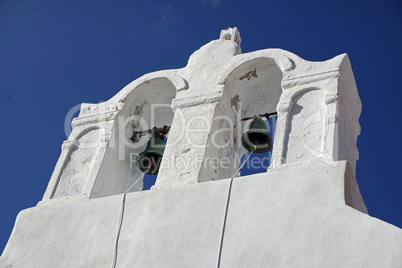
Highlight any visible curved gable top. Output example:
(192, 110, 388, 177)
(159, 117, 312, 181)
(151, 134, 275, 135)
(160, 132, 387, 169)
(217, 48, 348, 85)
(109, 70, 188, 104)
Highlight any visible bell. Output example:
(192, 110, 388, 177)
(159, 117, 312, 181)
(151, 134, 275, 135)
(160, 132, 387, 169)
(136, 134, 165, 175)
(241, 118, 272, 153)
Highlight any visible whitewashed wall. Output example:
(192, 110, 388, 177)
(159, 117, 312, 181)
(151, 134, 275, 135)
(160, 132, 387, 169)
(2, 28, 400, 268)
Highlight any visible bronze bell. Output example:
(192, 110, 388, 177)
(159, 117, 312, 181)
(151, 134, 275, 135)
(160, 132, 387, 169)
(241, 118, 272, 153)
(136, 134, 165, 175)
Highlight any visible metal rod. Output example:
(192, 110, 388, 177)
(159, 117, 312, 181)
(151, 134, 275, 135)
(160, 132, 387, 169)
(241, 112, 278, 121)
(131, 112, 278, 141)
(131, 125, 171, 142)
(133, 125, 171, 135)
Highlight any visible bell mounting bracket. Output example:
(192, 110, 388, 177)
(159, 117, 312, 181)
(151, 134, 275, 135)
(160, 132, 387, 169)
(130, 125, 170, 142)
(241, 112, 278, 121)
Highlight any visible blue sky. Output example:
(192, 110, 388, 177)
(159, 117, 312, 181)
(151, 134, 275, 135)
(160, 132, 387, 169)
(1, 0, 401, 252)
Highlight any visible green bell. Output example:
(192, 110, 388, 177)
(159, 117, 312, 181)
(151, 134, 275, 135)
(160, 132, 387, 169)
(241, 118, 272, 153)
(136, 134, 165, 175)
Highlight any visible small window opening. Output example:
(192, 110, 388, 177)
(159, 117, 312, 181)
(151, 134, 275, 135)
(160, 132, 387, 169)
(223, 33, 232, 40)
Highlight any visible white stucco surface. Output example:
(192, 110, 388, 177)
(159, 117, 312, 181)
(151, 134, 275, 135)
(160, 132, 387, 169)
(1, 161, 401, 267)
(1, 195, 122, 267)
(2, 28, 401, 267)
(220, 161, 402, 267)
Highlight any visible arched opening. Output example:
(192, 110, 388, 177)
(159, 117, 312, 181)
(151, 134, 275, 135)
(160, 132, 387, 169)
(219, 57, 283, 177)
(90, 77, 177, 198)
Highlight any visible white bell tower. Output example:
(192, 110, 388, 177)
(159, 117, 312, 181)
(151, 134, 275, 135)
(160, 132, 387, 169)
(1, 28, 402, 268)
